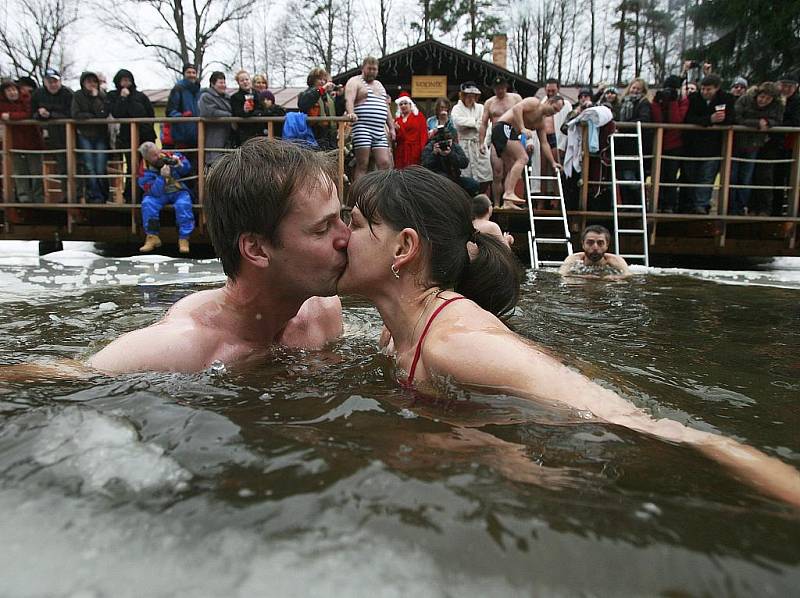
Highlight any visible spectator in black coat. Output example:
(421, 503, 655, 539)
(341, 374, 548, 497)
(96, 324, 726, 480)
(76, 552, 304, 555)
(769, 72, 800, 214)
(230, 70, 264, 145)
(421, 126, 479, 195)
(31, 68, 73, 178)
(106, 69, 156, 201)
(682, 74, 735, 213)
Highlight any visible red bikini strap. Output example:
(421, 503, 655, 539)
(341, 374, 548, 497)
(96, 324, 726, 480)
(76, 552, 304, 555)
(406, 296, 466, 386)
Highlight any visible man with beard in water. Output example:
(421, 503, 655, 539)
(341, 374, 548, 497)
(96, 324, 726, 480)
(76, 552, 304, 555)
(87, 139, 350, 373)
(559, 225, 631, 277)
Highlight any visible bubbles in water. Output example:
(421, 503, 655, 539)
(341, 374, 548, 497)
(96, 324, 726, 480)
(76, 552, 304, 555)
(208, 361, 227, 376)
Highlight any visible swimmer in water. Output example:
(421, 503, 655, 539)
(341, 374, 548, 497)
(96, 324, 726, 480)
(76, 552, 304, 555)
(337, 166, 800, 509)
(559, 225, 631, 278)
(87, 139, 349, 374)
(471, 193, 514, 247)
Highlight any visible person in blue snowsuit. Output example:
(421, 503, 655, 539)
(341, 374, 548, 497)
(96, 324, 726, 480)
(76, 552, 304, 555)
(137, 141, 195, 254)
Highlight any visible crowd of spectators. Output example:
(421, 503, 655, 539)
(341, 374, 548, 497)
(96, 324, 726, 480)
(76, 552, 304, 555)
(0, 61, 799, 219)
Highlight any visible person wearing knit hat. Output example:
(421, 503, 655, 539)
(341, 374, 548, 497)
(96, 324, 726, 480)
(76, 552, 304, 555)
(259, 89, 286, 138)
(393, 92, 428, 169)
(730, 76, 748, 97)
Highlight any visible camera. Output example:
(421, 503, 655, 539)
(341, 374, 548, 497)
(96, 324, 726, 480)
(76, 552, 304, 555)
(437, 139, 452, 151)
(687, 60, 699, 69)
(153, 155, 179, 169)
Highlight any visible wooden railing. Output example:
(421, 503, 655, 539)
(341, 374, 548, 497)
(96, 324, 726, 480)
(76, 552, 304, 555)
(1, 116, 799, 247)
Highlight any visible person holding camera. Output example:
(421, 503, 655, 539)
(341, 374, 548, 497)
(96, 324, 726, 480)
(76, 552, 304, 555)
(137, 141, 195, 254)
(651, 75, 689, 213)
(298, 67, 339, 150)
(421, 126, 479, 195)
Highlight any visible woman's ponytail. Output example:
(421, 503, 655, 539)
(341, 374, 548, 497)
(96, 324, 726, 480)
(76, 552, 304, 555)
(456, 231, 523, 317)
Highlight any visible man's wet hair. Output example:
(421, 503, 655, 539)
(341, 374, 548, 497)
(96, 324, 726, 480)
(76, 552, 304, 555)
(581, 224, 611, 243)
(471, 194, 492, 218)
(205, 138, 336, 279)
(350, 166, 522, 317)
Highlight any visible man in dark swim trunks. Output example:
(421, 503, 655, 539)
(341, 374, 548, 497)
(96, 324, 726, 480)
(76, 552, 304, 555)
(491, 95, 565, 210)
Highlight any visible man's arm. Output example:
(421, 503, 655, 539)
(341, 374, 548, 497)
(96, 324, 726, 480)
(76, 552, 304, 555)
(278, 296, 343, 349)
(478, 98, 492, 151)
(558, 253, 580, 275)
(606, 254, 631, 276)
(344, 77, 358, 116)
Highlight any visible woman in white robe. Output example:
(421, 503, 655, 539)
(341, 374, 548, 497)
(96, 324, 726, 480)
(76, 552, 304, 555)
(450, 81, 493, 185)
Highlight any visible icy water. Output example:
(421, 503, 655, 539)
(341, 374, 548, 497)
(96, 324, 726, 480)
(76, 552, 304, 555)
(0, 242, 799, 597)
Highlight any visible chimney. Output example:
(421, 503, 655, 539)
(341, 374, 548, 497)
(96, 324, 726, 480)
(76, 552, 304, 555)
(492, 34, 507, 71)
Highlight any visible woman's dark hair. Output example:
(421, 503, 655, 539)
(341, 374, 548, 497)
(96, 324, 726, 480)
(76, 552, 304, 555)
(209, 71, 225, 86)
(349, 166, 522, 317)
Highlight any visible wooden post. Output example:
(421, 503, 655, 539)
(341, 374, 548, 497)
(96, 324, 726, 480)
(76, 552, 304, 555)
(2, 122, 12, 202)
(716, 128, 735, 247)
(789, 132, 800, 249)
(337, 121, 346, 200)
(65, 121, 77, 203)
(129, 122, 139, 235)
(649, 126, 664, 245)
(197, 120, 206, 207)
(267, 121, 274, 140)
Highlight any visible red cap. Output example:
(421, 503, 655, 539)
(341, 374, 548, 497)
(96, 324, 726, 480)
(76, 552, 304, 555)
(398, 91, 411, 98)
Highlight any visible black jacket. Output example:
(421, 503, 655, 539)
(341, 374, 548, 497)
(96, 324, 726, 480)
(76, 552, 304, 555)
(71, 72, 108, 140)
(421, 138, 469, 181)
(230, 88, 264, 144)
(683, 89, 735, 157)
(31, 85, 73, 148)
(105, 69, 156, 146)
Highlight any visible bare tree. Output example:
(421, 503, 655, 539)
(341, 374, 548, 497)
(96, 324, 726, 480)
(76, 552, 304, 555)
(367, 0, 393, 57)
(269, 14, 300, 87)
(0, 0, 78, 80)
(96, 0, 252, 78)
(509, 8, 531, 78)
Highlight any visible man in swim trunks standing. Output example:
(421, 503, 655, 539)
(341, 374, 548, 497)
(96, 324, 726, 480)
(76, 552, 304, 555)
(490, 95, 565, 209)
(87, 139, 350, 373)
(345, 56, 395, 182)
(479, 77, 523, 205)
(559, 224, 630, 277)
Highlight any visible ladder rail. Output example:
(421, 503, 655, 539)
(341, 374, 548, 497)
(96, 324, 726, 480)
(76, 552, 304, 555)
(525, 163, 573, 268)
(610, 121, 649, 267)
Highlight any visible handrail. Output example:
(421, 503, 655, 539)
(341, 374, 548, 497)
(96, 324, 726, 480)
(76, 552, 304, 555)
(1, 117, 799, 249)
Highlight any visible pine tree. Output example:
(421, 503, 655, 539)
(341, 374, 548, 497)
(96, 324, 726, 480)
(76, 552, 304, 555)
(689, 0, 800, 80)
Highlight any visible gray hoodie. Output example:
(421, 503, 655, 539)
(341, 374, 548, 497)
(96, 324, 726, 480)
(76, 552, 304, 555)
(197, 88, 232, 165)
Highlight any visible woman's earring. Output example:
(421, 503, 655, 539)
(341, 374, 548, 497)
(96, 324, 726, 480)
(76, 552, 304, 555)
(391, 263, 400, 279)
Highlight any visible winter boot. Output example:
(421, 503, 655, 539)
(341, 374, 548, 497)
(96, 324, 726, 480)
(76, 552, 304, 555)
(139, 234, 162, 253)
(178, 238, 190, 254)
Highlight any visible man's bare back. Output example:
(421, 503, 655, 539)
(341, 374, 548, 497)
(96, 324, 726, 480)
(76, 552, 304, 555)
(497, 97, 549, 132)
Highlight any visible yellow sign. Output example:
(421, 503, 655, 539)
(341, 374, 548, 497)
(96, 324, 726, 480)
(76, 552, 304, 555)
(411, 75, 448, 98)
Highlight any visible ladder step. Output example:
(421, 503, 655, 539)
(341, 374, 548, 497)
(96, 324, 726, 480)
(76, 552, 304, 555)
(528, 175, 560, 181)
(532, 216, 566, 221)
(613, 156, 641, 161)
(613, 133, 639, 138)
(618, 229, 645, 233)
(533, 239, 571, 244)
(615, 180, 643, 186)
(617, 204, 644, 209)
(537, 260, 566, 266)
(620, 254, 646, 258)
(528, 195, 561, 200)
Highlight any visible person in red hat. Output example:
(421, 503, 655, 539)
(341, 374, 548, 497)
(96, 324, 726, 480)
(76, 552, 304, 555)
(393, 92, 428, 169)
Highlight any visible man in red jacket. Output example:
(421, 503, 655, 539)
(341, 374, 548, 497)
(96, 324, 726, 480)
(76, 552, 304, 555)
(0, 80, 44, 202)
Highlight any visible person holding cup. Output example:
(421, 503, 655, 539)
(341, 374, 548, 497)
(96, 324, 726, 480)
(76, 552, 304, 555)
(231, 69, 265, 145)
(682, 73, 735, 214)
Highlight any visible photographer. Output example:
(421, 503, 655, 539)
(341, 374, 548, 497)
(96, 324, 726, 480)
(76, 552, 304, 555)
(421, 126, 479, 195)
(651, 75, 689, 213)
(137, 141, 195, 254)
(298, 67, 339, 150)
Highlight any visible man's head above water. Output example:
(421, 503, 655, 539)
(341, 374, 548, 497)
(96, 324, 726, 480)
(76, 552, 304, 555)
(205, 139, 350, 298)
(580, 224, 611, 263)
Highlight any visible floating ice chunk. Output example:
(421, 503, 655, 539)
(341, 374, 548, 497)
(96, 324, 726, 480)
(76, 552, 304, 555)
(96, 302, 118, 312)
(41, 250, 103, 267)
(33, 407, 191, 494)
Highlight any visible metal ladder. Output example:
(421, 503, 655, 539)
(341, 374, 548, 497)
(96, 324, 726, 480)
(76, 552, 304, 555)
(525, 165, 573, 268)
(610, 120, 649, 267)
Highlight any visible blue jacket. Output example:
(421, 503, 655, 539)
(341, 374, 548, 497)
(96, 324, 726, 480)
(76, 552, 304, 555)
(138, 151, 192, 198)
(281, 112, 318, 147)
(166, 78, 200, 145)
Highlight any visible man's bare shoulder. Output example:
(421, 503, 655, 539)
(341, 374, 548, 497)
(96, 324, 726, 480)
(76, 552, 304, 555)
(509, 93, 524, 103)
(87, 288, 227, 374)
(278, 296, 343, 349)
(558, 252, 583, 275)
